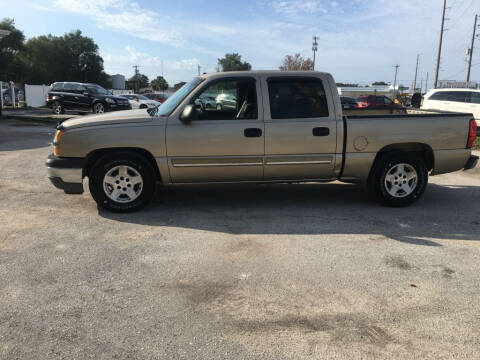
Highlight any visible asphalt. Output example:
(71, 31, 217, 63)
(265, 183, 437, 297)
(0, 119, 479, 359)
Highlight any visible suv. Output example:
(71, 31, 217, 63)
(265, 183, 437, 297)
(46, 82, 131, 114)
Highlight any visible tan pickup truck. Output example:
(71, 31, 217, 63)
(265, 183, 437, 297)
(46, 71, 478, 212)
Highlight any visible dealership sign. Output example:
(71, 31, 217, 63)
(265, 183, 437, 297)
(438, 80, 478, 89)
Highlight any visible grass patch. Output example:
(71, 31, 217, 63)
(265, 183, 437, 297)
(473, 138, 480, 151)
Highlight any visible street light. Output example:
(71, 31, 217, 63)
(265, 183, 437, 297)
(0, 29, 11, 117)
(312, 35, 318, 71)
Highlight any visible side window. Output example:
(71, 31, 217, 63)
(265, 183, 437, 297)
(447, 91, 471, 103)
(428, 91, 447, 101)
(471, 92, 480, 104)
(268, 78, 329, 119)
(383, 97, 393, 104)
(192, 78, 257, 120)
(73, 84, 86, 94)
(63, 83, 77, 93)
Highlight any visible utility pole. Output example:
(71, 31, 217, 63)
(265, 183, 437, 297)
(434, 0, 447, 89)
(197, 65, 201, 76)
(413, 54, 420, 94)
(467, 14, 478, 82)
(133, 65, 140, 75)
(393, 64, 400, 99)
(425, 72, 429, 92)
(312, 35, 318, 71)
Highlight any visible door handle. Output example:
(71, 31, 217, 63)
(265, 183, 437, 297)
(244, 128, 262, 137)
(312, 127, 330, 136)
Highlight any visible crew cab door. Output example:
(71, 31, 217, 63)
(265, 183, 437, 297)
(166, 76, 264, 183)
(262, 75, 338, 180)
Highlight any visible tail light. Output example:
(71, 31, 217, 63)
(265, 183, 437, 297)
(467, 119, 477, 148)
(46, 93, 50, 101)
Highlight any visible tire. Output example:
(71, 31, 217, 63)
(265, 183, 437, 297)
(139, 104, 147, 109)
(52, 101, 64, 114)
(93, 102, 105, 114)
(368, 153, 428, 207)
(89, 152, 156, 212)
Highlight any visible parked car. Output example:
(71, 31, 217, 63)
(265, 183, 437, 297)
(121, 94, 161, 109)
(46, 82, 131, 114)
(215, 93, 237, 110)
(340, 96, 359, 109)
(143, 93, 169, 104)
(46, 70, 478, 212)
(356, 95, 403, 109)
(196, 95, 217, 109)
(422, 88, 480, 118)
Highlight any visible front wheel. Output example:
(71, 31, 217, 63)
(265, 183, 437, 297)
(368, 153, 428, 207)
(93, 102, 105, 114)
(89, 152, 156, 212)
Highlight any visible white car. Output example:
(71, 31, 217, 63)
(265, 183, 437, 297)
(422, 88, 480, 120)
(122, 94, 161, 109)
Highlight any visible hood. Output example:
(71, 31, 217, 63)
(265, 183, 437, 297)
(60, 109, 153, 130)
(140, 99, 160, 105)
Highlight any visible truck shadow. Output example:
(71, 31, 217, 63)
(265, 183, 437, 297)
(98, 182, 480, 247)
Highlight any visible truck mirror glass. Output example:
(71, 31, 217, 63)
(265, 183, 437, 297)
(180, 104, 194, 122)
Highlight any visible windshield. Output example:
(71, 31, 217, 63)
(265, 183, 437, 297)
(157, 77, 203, 116)
(85, 84, 110, 95)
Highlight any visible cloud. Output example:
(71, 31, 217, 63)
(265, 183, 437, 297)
(272, 0, 328, 15)
(52, 0, 182, 46)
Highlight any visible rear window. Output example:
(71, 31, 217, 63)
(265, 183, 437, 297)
(51, 83, 64, 91)
(447, 91, 471, 103)
(268, 78, 329, 119)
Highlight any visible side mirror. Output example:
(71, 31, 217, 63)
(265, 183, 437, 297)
(180, 104, 195, 122)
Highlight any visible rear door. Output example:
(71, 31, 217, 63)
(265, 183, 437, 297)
(166, 76, 264, 183)
(262, 75, 338, 181)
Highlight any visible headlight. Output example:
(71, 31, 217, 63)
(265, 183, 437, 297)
(53, 130, 64, 156)
(105, 98, 115, 104)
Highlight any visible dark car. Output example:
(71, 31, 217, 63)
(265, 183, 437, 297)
(356, 95, 403, 109)
(46, 82, 131, 114)
(143, 92, 169, 104)
(340, 96, 359, 109)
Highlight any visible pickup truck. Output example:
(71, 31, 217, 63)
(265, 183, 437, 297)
(46, 71, 478, 212)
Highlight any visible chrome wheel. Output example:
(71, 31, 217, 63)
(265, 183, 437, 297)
(53, 102, 62, 114)
(384, 163, 418, 198)
(103, 165, 143, 203)
(94, 103, 105, 113)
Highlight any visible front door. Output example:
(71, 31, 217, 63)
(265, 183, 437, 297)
(262, 75, 338, 181)
(166, 76, 264, 183)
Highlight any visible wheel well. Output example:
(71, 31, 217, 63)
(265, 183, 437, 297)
(369, 143, 434, 179)
(83, 148, 162, 181)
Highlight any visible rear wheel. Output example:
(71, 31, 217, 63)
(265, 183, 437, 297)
(139, 104, 147, 109)
(52, 101, 64, 114)
(89, 152, 156, 212)
(368, 153, 428, 206)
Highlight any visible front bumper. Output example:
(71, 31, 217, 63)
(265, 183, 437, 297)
(107, 103, 131, 111)
(464, 155, 479, 171)
(46, 154, 84, 194)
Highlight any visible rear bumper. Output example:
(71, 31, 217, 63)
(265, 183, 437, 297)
(46, 154, 84, 194)
(464, 155, 479, 171)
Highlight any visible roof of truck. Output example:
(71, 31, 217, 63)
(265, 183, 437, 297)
(200, 70, 330, 79)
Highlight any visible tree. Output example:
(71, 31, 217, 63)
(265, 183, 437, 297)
(336, 83, 359, 87)
(279, 54, 313, 71)
(218, 53, 251, 72)
(15, 30, 110, 86)
(128, 73, 149, 90)
(372, 81, 388, 86)
(150, 76, 168, 91)
(0, 18, 26, 81)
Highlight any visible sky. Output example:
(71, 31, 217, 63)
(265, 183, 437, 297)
(2, 0, 480, 88)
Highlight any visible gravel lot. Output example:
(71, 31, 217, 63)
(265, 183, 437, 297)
(1, 119, 479, 359)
